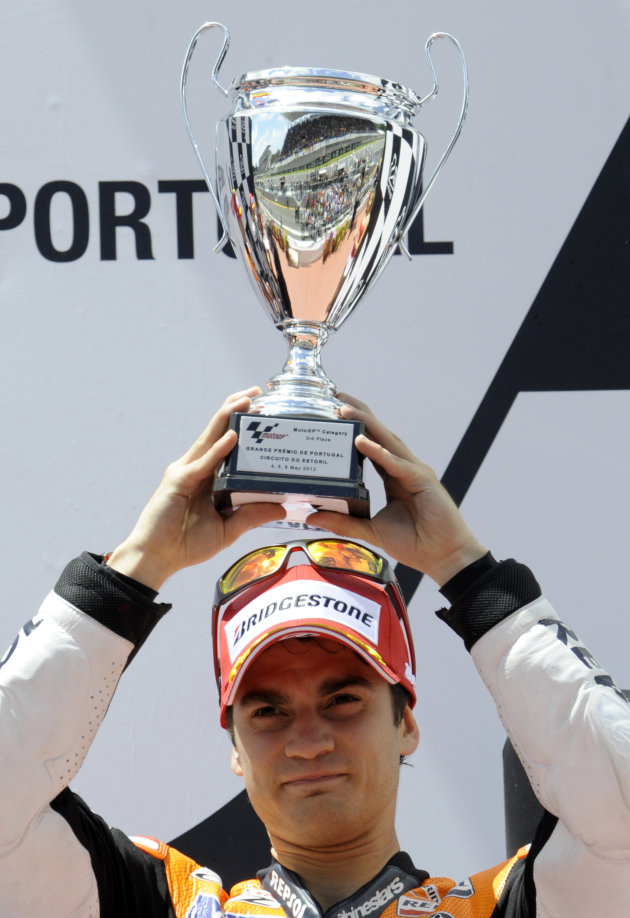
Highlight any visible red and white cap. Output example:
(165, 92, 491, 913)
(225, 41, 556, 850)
(213, 561, 416, 726)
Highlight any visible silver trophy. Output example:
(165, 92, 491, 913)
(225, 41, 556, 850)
(181, 23, 468, 524)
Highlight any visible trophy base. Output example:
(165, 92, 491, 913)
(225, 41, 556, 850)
(213, 413, 370, 529)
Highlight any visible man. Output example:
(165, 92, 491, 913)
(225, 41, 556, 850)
(1, 387, 629, 917)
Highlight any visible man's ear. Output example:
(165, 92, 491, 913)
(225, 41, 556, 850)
(231, 745, 243, 777)
(399, 707, 420, 757)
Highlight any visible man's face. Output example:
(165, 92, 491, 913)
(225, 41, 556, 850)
(230, 637, 419, 855)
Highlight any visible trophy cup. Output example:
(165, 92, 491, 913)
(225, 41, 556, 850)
(181, 23, 468, 526)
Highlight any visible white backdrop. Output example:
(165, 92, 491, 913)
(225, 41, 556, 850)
(2, 0, 630, 883)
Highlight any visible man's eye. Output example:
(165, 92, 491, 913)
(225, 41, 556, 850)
(329, 693, 360, 707)
(252, 705, 279, 718)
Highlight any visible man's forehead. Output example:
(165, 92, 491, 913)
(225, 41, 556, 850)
(234, 636, 376, 695)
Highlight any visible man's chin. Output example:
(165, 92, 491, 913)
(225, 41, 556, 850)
(274, 802, 361, 849)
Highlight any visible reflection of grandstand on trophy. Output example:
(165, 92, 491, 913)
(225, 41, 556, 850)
(253, 113, 385, 259)
(220, 99, 416, 326)
(229, 112, 388, 323)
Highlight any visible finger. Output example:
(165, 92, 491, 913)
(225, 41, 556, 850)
(338, 399, 419, 466)
(335, 391, 371, 412)
(370, 459, 388, 482)
(337, 392, 412, 458)
(304, 509, 376, 543)
(223, 501, 286, 542)
(355, 435, 435, 496)
(184, 387, 262, 462)
(355, 427, 423, 471)
(169, 429, 237, 495)
(191, 428, 237, 480)
(356, 433, 425, 480)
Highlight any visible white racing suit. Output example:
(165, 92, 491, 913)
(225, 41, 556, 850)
(1, 551, 629, 917)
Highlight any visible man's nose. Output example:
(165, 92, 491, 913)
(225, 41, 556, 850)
(284, 710, 335, 759)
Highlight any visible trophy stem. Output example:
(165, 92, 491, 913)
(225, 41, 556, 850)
(249, 321, 341, 419)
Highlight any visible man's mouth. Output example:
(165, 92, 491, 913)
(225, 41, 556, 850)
(282, 772, 346, 789)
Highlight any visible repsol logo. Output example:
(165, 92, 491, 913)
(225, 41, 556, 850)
(266, 869, 308, 918)
(0, 179, 453, 261)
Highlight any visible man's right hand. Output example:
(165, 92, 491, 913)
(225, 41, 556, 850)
(105, 388, 282, 590)
(306, 394, 487, 586)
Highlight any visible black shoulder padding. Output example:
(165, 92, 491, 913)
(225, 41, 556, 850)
(55, 552, 171, 659)
(436, 560, 542, 651)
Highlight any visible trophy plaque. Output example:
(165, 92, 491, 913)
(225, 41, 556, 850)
(181, 23, 468, 526)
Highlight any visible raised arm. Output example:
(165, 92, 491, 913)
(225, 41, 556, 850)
(0, 388, 279, 917)
(106, 386, 284, 587)
(308, 394, 630, 917)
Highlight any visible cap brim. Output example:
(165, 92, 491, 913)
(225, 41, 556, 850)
(222, 618, 400, 714)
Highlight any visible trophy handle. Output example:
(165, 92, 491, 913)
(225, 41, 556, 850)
(398, 32, 469, 259)
(180, 21, 232, 252)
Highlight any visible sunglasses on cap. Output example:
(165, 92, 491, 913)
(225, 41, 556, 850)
(215, 539, 399, 601)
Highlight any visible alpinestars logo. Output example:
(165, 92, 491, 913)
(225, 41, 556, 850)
(336, 877, 405, 918)
(246, 421, 288, 444)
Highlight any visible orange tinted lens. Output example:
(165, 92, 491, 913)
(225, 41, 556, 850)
(220, 546, 287, 595)
(307, 540, 382, 576)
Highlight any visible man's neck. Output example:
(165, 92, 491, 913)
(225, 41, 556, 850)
(269, 835, 402, 913)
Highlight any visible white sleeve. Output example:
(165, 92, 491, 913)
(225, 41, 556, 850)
(0, 590, 133, 918)
(471, 597, 630, 918)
